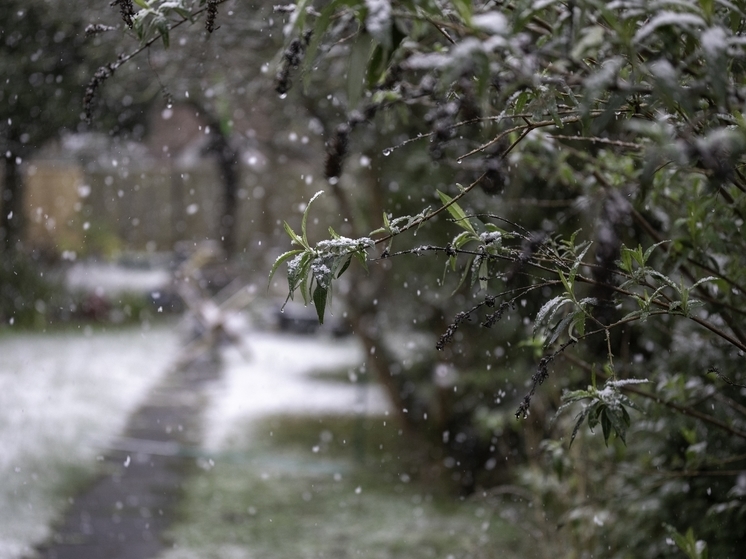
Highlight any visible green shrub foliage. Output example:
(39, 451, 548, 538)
(99, 1, 746, 556)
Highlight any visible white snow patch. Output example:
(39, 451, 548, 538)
(364, 0, 392, 44)
(66, 261, 171, 296)
(701, 26, 728, 61)
(0, 324, 178, 558)
(202, 331, 390, 450)
(472, 12, 508, 35)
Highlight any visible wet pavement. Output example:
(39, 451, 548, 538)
(35, 356, 220, 559)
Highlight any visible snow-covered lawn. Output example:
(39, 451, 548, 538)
(203, 331, 390, 450)
(0, 324, 179, 559)
(0, 318, 389, 559)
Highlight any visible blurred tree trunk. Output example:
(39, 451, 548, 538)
(193, 103, 239, 258)
(1, 147, 23, 253)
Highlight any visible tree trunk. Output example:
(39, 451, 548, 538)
(188, 102, 239, 259)
(1, 152, 23, 253)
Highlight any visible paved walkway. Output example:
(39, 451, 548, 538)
(36, 356, 221, 559)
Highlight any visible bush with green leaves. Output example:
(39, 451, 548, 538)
(96, 0, 746, 555)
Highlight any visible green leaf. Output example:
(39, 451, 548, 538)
(268, 249, 305, 286)
(600, 408, 612, 445)
(312, 284, 328, 324)
(347, 33, 375, 109)
(302, 190, 324, 246)
(155, 17, 170, 48)
(665, 525, 709, 559)
(570, 312, 586, 340)
(569, 407, 591, 447)
(478, 258, 488, 291)
(451, 0, 473, 24)
(558, 270, 573, 296)
(283, 221, 306, 249)
(643, 240, 669, 262)
(336, 255, 353, 278)
(452, 230, 476, 250)
(451, 256, 474, 295)
(547, 309, 581, 347)
(302, 0, 340, 88)
(353, 248, 368, 272)
(514, 90, 530, 114)
(437, 190, 477, 236)
(284, 251, 313, 308)
(587, 403, 601, 430)
(533, 295, 571, 336)
(690, 276, 718, 290)
(606, 407, 628, 445)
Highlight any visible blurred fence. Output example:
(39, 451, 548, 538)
(20, 155, 310, 263)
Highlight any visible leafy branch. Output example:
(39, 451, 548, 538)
(269, 191, 373, 324)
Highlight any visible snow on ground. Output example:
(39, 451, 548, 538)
(0, 324, 179, 559)
(203, 330, 391, 450)
(65, 260, 172, 296)
(0, 317, 390, 558)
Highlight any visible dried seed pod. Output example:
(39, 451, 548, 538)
(110, 0, 135, 29)
(205, 0, 219, 33)
(324, 124, 350, 180)
(83, 62, 117, 124)
(85, 24, 116, 37)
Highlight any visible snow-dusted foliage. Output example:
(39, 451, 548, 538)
(90, 0, 746, 555)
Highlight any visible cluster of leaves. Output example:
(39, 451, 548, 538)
(555, 372, 647, 446)
(269, 191, 373, 323)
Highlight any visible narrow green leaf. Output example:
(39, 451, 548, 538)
(347, 33, 375, 109)
(301, 190, 324, 246)
(534, 295, 571, 336)
(600, 408, 612, 445)
(288, 252, 312, 293)
(478, 258, 488, 291)
(453, 230, 476, 250)
(157, 20, 170, 48)
(618, 246, 634, 273)
(353, 249, 368, 272)
(451, 0, 473, 24)
(437, 190, 477, 236)
(606, 407, 628, 445)
(451, 256, 473, 295)
(690, 276, 718, 290)
(283, 221, 306, 249)
(570, 313, 586, 340)
(302, 0, 339, 88)
(268, 249, 304, 286)
(587, 403, 601, 430)
(621, 405, 631, 427)
(312, 284, 328, 324)
(570, 407, 591, 447)
(643, 240, 669, 262)
(547, 309, 581, 347)
(336, 255, 353, 278)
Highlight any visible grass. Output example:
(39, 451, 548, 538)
(157, 414, 535, 559)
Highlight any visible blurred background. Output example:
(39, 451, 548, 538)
(0, 1, 544, 558)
